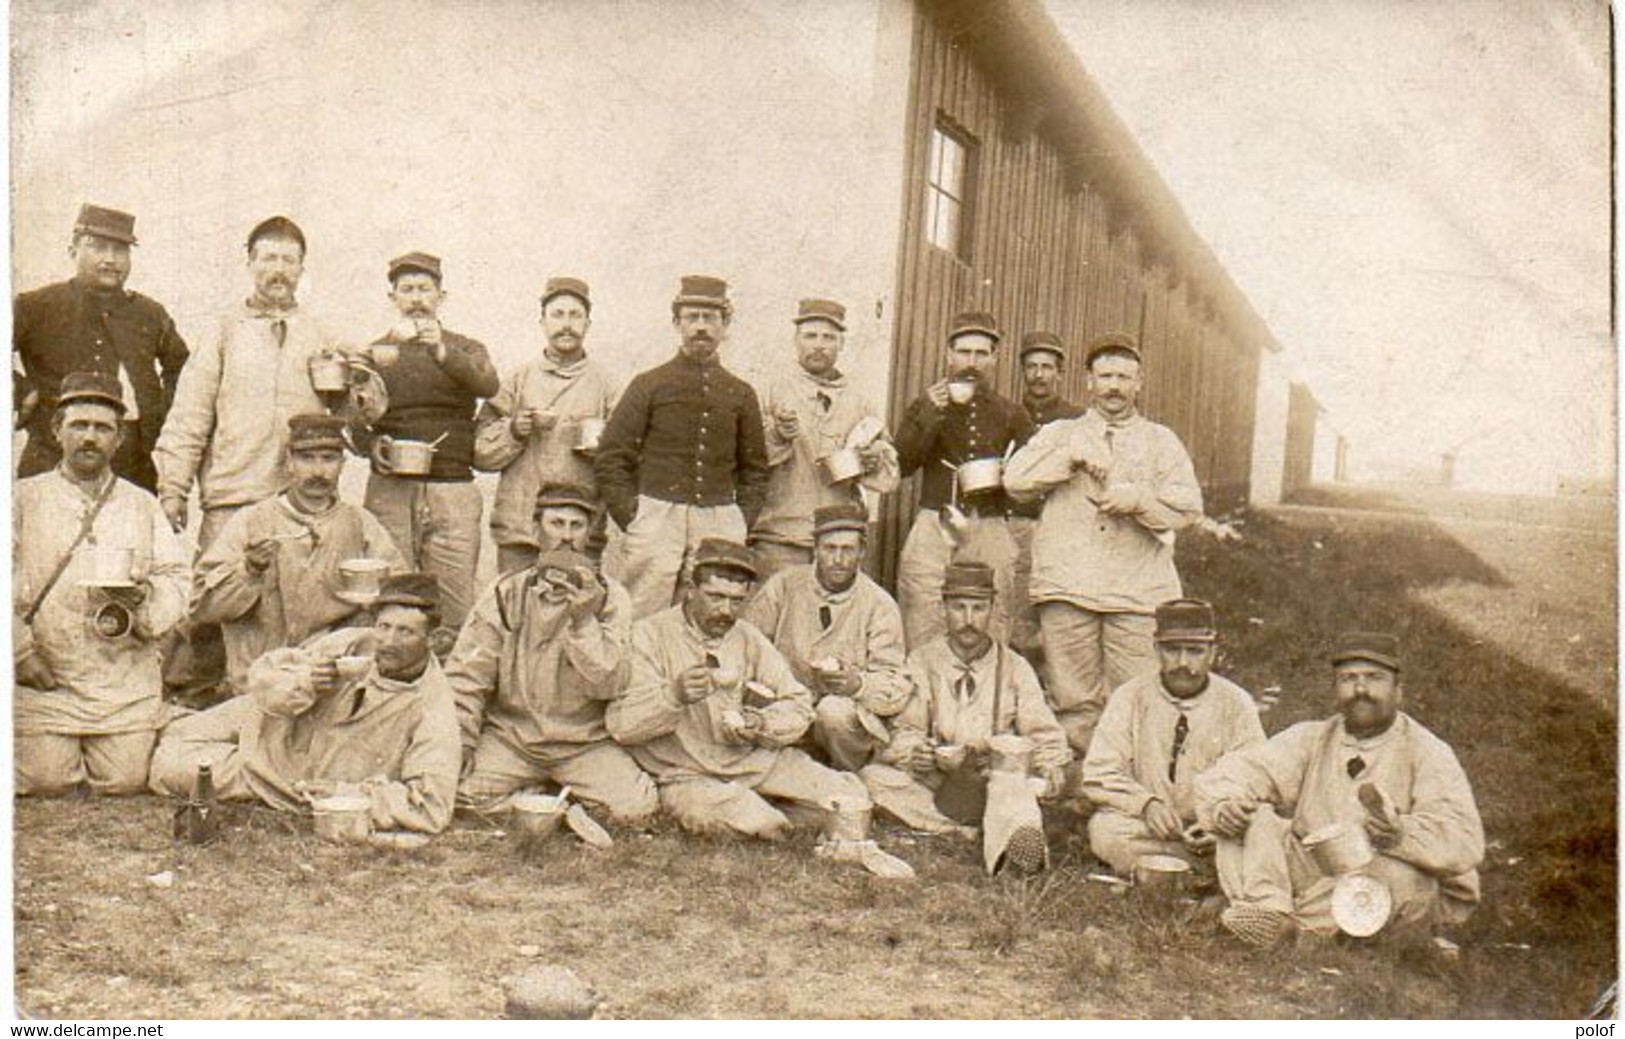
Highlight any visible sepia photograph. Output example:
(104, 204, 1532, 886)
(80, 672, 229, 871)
(6, 0, 1614, 1021)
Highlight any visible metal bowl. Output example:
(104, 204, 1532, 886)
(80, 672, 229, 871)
(819, 447, 865, 484)
(957, 457, 1004, 494)
(1302, 822, 1375, 875)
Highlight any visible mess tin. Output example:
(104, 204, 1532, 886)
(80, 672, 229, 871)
(956, 457, 1005, 495)
(933, 743, 968, 771)
(818, 447, 865, 485)
(573, 417, 606, 454)
(742, 680, 778, 709)
(1133, 854, 1194, 895)
(826, 796, 872, 843)
(1302, 822, 1375, 875)
(312, 794, 372, 845)
(337, 558, 389, 605)
(333, 655, 371, 682)
(540, 565, 583, 593)
(1331, 873, 1393, 937)
(370, 435, 438, 476)
(508, 792, 568, 839)
(308, 354, 352, 393)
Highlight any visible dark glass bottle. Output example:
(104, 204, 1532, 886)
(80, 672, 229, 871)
(173, 762, 220, 845)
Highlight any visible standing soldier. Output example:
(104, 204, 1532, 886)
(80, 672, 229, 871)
(1004, 332, 1203, 758)
(14, 373, 189, 794)
(475, 277, 619, 576)
(155, 216, 379, 698)
(594, 275, 771, 618)
(14, 204, 189, 493)
(354, 252, 500, 635)
(155, 216, 371, 547)
(749, 298, 898, 580)
(893, 311, 1034, 651)
(1008, 330, 1084, 659)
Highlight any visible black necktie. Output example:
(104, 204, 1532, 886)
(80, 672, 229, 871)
(1347, 756, 1367, 779)
(1168, 714, 1189, 782)
(953, 670, 975, 703)
(816, 391, 832, 413)
(271, 318, 287, 349)
(818, 604, 832, 630)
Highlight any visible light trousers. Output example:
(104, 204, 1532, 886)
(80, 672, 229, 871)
(1038, 602, 1156, 756)
(459, 729, 658, 822)
(1216, 807, 1455, 937)
(364, 474, 484, 629)
(896, 510, 1016, 652)
(657, 747, 868, 840)
(1087, 808, 1199, 874)
(615, 495, 747, 620)
(16, 730, 157, 796)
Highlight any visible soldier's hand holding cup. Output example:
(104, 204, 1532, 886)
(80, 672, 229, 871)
(308, 658, 343, 697)
(245, 538, 279, 574)
(772, 403, 800, 440)
(675, 665, 714, 704)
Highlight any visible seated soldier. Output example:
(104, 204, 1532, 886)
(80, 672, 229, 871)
(742, 502, 910, 771)
(1196, 632, 1486, 947)
(860, 562, 1072, 872)
(149, 573, 461, 835)
(444, 482, 657, 823)
(606, 537, 870, 840)
(191, 413, 404, 695)
(13, 373, 190, 794)
(1081, 598, 1265, 874)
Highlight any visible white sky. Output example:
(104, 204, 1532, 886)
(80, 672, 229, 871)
(1047, 0, 1614, 490)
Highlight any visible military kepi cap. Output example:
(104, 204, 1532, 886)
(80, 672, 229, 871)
(375, 572, 441, 610)
(1019, 330, 1066, 363)
(941, 561, 997, 600)
(672, 275, 731, 314)
(1155, 598, 1217, 643)
(1331, 632, 1401, 673)
(948, 311, 1001, 344)
(286, 413, 348, 452)
(812, 501, 869, 538)
(533, 481, 599, 517)
(1085, 331, 1142, 368)
(74, 204, 137, 245)
(56, 371, 126, 415)
(388, 251, 443, 284)
(541, 276, 592, 312)
(690, 537, 758, 581)
(794, 298, 847, 331)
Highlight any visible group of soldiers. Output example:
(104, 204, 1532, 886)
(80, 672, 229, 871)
(13, 204, 1485, 950)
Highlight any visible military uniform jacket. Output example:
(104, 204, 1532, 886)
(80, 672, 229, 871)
(13, 279, 188, 474)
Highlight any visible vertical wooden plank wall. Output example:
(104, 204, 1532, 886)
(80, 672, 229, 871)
(879, 7, 1265, 585)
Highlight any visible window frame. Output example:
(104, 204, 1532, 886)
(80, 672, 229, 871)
(925, 114, 978, 261)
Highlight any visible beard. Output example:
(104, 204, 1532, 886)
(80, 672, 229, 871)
(1161, 667, 1209, 699)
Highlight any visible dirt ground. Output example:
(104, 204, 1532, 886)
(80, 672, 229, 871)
(12, 494, 1618, 1019)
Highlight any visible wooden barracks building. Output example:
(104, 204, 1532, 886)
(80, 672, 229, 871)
(13, 0, 1283, 587)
